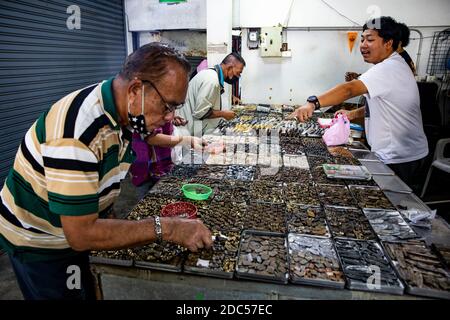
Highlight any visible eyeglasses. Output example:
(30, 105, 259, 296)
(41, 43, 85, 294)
(142, 80, 184, 114)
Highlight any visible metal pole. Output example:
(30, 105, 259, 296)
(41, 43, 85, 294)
(410, 28, 423, 73)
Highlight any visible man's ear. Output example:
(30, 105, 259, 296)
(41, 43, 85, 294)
(127, 79, 142, 105)
(225, 65, 234, 77)
(385, 39, 394, 50)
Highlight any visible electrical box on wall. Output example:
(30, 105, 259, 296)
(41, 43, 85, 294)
(260, 26, 282, 57)
(247, 28, 260, 50)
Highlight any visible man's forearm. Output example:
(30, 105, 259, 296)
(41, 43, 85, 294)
(349, 107, 365, 120)
(62, 215, 174, 251)
(146, 133, 182, 147)
(81, 219, 159, 250)
(62, 213, 213, 253)
(318, 81, 368, 107)
(208, 110, 228, 119)
(146, 134, 193, 148)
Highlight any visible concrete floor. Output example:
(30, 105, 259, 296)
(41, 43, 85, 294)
(421, 170, 450, 223)
(0, 251, 23, 300)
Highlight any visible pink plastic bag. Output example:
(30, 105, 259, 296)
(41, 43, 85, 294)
(322, 113, 350, 146)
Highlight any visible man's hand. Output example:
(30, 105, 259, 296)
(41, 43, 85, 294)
(345, 72, 360, 82)
(232, 95, 241, 105)
(221, 110, 236, 121)
(190, 136, 207, 151)
(173, 116, 188, 126)
(162, 217, 213, 252)
(204, 141, 225, 154)
(287, 103, 315, 122)
(334, 106, 365, 121)
(178, 136, 206, 150)
(334, 109, 354, 120)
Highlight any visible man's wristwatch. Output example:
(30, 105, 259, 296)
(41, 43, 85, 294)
(307, 95, 321, 110)
(153, 215, 162, 243)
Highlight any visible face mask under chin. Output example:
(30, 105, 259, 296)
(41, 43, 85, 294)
(128, 113, 154, 137)
(224, 76, 239, 85)
(127, 84, 153, 137)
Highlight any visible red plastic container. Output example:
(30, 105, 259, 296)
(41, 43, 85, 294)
(161, 202, 198, 219)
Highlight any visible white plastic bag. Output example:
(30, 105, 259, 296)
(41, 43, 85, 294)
(171, 125, 183, 164)
(322, 113, 350, 146)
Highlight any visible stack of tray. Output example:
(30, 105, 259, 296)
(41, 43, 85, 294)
(372, 175, 412, 193)
(349, 149, 379, 161)
(359, 160, 395, 175)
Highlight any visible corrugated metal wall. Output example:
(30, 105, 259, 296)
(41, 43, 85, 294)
(0, 0, 127, 185)
(186, 55, 205, 77)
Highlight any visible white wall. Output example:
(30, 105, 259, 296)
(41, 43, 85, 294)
(207, 0, 233, 108)
(124, 0, 450, 105)
(240, 26, 446, 105)
(233, 0, 240, 28)
(237, 0, 450, 104)
(239, 0, 450, 27)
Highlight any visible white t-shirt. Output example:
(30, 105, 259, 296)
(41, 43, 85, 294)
(359, 52, 428, 164)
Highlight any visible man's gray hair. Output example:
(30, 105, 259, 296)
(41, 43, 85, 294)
(221, 52, 246, 67)
(119, 42, 191, 84)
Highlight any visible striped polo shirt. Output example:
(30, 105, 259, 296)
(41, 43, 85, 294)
(0, 77, 135, 261)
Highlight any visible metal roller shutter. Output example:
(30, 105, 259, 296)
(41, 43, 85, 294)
(0, 0, 127, 184)
(186, 55, 205, 77)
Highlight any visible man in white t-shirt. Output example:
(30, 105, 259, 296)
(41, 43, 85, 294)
(288, 16, 428, 189)
(176, 53, 245, 136)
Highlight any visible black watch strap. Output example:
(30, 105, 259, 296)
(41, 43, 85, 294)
(307, 95, 321, 110)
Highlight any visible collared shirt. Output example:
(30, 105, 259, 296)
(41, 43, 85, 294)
(0, 77, 135, 261)
(176, 69, 223, 136)
(216, 64, 224, 87)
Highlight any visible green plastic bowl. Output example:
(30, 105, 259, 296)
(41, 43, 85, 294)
(181, 183, 213, 201)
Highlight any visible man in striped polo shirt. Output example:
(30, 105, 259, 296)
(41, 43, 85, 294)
(0, 43, 213, 300)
